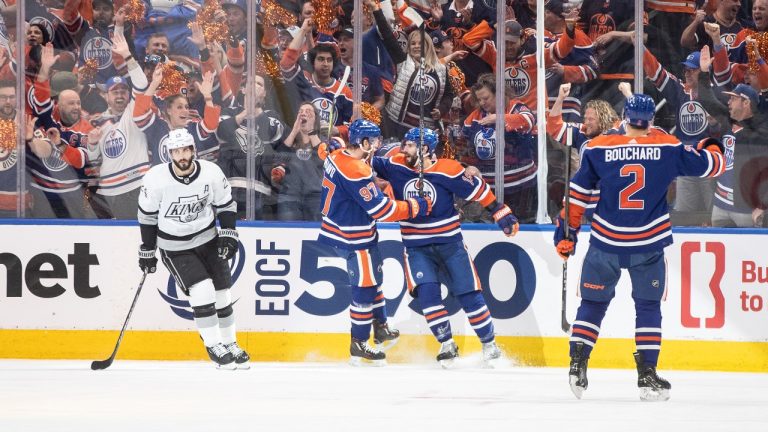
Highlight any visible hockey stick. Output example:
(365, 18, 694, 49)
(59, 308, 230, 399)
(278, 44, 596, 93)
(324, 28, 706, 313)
(91, 270, 148, 370)
(417, 23, 426, 196)
(327, 65, 351, 140)
(561, 126, 573, 334)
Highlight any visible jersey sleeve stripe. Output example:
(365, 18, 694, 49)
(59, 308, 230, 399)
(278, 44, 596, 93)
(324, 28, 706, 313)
(370, 200, 394, 219)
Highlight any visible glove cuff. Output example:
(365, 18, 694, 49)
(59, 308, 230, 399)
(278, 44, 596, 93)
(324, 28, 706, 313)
(406, 198, 420, 217)
(491, 203, 512, 222)
(219, 228, 238, 240)
(138, 247, 156, 259)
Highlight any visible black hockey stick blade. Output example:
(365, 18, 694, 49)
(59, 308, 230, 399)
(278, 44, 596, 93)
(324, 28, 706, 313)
(561, 260, 571, 334)
(91, 270, 148, 370)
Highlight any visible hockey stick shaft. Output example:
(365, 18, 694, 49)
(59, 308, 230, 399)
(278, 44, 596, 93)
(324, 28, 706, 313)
(561, 126, 573, 334)
(91, 270, 148, 370)
(417, 23, 426, 196)
(327, 66, 351, 139)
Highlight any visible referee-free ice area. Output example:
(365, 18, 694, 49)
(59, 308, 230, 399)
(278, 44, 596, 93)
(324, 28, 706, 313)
(2, 359, 766, 432)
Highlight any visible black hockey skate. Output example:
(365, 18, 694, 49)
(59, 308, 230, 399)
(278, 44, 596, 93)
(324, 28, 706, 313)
(225, 342, 251, 370)
(634, 352, 671, 401)
(372, 320, 400, 352)
(206, 343, 236, 369)
(569, 342, 589, 399)
(437, 339, 459, 369)
(350, 338, 386, 367)
(481, 341, 502, 368)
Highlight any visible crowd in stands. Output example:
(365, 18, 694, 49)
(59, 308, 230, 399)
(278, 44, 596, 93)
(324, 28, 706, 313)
(0, 0, 766, 227)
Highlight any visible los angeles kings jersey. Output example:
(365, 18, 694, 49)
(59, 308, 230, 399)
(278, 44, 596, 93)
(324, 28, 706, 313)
(138, 160, 237, 251)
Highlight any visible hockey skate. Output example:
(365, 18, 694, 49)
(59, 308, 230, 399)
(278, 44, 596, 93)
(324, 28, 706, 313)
(206, 343, 236, 369)
(634, 352, 671, 401)
(350, 338, 386, 367)
(372, 320, 400, 352)
(225, 342, 251, 370)
(481, 340, 502, 368)
(569, 342, 589, 399)
(436, 339, 459, 369)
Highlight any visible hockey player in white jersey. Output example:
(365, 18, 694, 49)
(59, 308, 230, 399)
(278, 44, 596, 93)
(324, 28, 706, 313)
(137, 129, 249, 369)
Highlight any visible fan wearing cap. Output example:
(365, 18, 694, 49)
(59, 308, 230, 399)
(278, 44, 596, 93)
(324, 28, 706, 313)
(640, 42, 720, 217)
(73, 0, 134, 85)
(698, 50, 768, 227)
(703, 23, 768, 96)
(462, 17, 576, 111)
(280, 17, 353, 137)
(133, 62, 221, 166)
(333, 26, 386, 111)
(80, 29, 151, 219)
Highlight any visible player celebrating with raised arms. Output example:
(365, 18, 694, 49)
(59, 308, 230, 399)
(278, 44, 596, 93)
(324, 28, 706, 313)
(318, 119, 433, 366)
(556, 95, 726, 401)
(371, 127, 519, 368)
(137, 129, 249, 369)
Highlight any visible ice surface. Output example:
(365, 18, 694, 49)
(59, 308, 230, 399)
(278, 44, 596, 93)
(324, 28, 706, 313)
(1, 359, 766, 432)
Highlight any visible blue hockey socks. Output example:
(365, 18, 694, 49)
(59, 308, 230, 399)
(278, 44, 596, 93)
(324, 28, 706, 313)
(570, 299, 609, 359)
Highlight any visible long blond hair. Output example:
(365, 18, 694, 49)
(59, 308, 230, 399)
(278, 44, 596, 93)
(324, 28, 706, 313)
(407, 30, 441, 73)
(584, 99, 619, 133)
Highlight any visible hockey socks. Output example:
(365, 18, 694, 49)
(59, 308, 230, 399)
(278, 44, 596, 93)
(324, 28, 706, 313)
(457, 291, 494, 343)
(371, 286, 388, 323)
(216, 289, 236, 345)
(634, 298, 662, 367)
(189, 280, 222, 347)
(350, 286, 376, 341)
(569, 299, 609, 359)
(417, 282, 453, 342)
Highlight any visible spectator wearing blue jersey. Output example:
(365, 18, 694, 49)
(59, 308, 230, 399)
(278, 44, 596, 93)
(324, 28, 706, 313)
(556, 94, 726, 401)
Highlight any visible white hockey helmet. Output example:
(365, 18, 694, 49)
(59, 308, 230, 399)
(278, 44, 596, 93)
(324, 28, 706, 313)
(165, 129, 196, 157)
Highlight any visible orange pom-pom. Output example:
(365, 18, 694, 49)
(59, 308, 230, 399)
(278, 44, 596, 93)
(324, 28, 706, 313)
(0, 119, 17, 153)
(361, 102, 381, 126)
(157, 62, 188, 98)
(80, 58, 99, 83)
(262, 0, 297, 27)
(189, 0, 230, 44)
(254, 51, 281, 79)
(311, 0, 337, 34)
(123, 0, 146, 24)
(746, 31, 768, 73)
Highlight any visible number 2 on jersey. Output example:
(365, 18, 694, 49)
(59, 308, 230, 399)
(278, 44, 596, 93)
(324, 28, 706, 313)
(321, 178, 335, 216)
(619, 164, 645, 210)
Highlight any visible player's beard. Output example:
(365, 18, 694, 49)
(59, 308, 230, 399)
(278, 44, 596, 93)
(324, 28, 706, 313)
(172, 157, 193, 173)
(405, 151, 419, 168)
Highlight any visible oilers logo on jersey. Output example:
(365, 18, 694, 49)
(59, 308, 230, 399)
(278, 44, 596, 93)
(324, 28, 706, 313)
(588, 14, 616, 40)
(83, 37, 113, 70)
(678, 101, 708, 136)
(723, 135, 735, 170)
(0, 147, 16, 171)
(103, 129, 128, 159)
(158, 134, 172, 164)
(164, 193, 209, 223)
(41, 152, 68, 172)
(473, 130, 496, 160)
(409, 75, 439, 105)
(403, 178, 437, 205)
(505, 66, 531, 98)
(312, 97, 338, 127)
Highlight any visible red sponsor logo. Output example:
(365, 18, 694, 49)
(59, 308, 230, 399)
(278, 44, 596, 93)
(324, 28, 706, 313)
(680, 242, 725, 328)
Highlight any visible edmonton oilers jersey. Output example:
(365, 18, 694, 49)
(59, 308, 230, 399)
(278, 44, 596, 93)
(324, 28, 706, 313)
(569, 132, 725, 254)
(713, 128, 745, 211)
(372, 154, 496, 247)
(644, 49, 710, 144)
(462, 101, 537, 194)
(78, 23, 120, 84)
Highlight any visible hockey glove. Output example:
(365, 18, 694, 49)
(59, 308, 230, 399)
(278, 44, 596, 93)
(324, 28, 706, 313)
(407, 195, 433, 218)
(696, 137, 724, 154)
(138, 245, 157, 274)
(490, 203, 519, 237)
(553, 214, 579, 259)
(217, 228, 239, 260)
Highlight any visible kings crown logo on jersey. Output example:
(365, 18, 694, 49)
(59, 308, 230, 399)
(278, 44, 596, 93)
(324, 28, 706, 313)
(83, 37, 113, 70)
(103, 129, 127, 159)
(404, 178, 437, 206)
(505, 66, 531, 98)
(679, 101, 707, 136)
(165, 194, 209, 223)
(409, 75, 438, 106)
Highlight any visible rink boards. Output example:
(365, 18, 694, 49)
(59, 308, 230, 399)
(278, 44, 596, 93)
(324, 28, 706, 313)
(0, 221, 766, 372)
